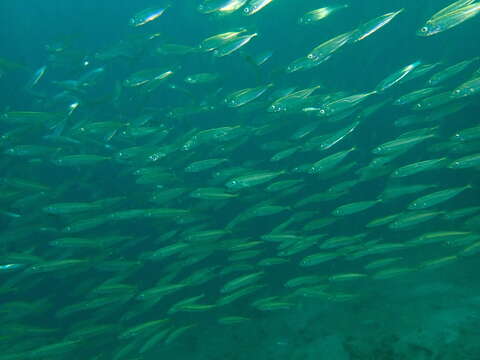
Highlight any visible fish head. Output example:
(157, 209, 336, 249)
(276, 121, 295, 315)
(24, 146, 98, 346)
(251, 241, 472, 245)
(298, 16, 312, 25)
(314, 107, 327, 116)
(51, 158, 64, 166)
(225, 97, 239, 107)
(408, 201, 421, 210)
(417, 22, 442, 37)
(267, 103, 282, 112)
(286, 63, 298, 73)
(452, 132, 462, 141)
(451, 86, 475, 98)
(451, 88, 463, 98)
(183, 140, 195, 151)
(148, 152, 165, 162)
(225, 179, 240, 189)
(413, 102, 423, 110)
(391, 169, 401, 177)
(128, 17, 139, 27)
(448, 160, 461, 169)
(243, 5, 255, 15)
(4, 148, 16, 155)
(332, 209, 342, 216)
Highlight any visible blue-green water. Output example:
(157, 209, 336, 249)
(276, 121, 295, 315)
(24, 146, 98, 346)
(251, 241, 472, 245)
(1, 1, 480, 359)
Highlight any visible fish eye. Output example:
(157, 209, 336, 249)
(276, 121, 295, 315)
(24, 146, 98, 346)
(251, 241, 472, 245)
(243, 7, 250, 13)
(319, 109, 326, 115)
(420, 26, 428, 33)
(307, 54, 314, 60)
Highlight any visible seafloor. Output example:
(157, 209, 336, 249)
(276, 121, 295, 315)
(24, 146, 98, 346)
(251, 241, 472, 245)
(161, 260, 480, 360)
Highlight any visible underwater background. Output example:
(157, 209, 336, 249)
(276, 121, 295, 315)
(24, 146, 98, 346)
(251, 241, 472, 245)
(1, 0, 480, 359)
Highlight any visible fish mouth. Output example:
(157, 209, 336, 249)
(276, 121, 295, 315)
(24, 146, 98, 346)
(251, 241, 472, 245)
(416, 32, 430, 37)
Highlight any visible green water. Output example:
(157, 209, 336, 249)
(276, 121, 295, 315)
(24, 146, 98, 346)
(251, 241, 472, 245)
(0, 0, 480, 359)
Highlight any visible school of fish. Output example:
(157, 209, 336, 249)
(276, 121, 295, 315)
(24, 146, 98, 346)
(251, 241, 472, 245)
(1, 0, 480, 359)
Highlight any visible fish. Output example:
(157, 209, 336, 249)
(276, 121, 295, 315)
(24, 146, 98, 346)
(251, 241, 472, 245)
(393, 86, 443, 105)
(390, 157, 448, 177)
(300, 252, 339, 266)
(299, 5, 349, 25)
(389, 211, 444, 230)
(428, 57, 479, 85)
(418, 2, 480, 36)
(184, 73, 220, 84)
(225, 170, 285, 189)
(185, 158, 228, 172)
(375, 61, 421, 92)
(224, 84, 273, 107)
(451, 75, 480, 98)
(373, 134, 436, 155)
(353, 9, 404, 42)
(2, 0, 480, 355)
(123, 68, 174, 87)
(129, 6, 170, 27)
(198, 0, 241, 14)
(25, 65, 47, 90)
(332, 200, 381, 216)
(309, 148, 356, 174)
(243, 0, 275, 15)
(213, 33, 258, 57)
(307, 31, 353, 62)
(198, 29, 247, 51)
(268, 85, 321, 112)
(311, 92, 376, 116)
(220, 271, 265, 293)
(449, 153, 480, 168)
(408, 185, 472, 210)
